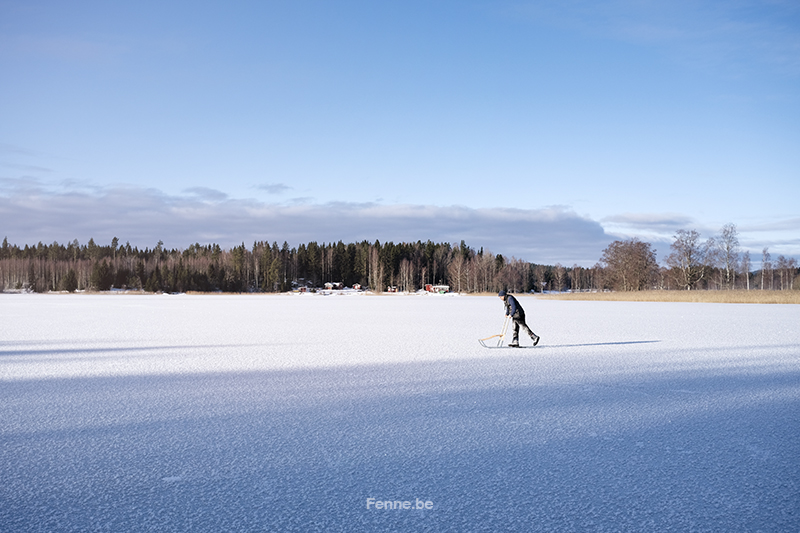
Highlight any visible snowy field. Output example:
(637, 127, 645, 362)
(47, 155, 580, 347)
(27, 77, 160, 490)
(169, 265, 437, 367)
(1, 293, 799, 532)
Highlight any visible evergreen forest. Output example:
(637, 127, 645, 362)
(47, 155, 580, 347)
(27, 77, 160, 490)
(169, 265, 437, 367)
(1, 234, 797, 294)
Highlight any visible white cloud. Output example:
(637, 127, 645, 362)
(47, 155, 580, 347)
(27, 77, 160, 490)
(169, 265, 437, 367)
(4, 184, 796, 264)
(602, 213, 696, 232)
(256, 183, 293, 195)
(740, 217, 800, 233)
(0, 184, 614, 265)
(183, 187, 229, 202)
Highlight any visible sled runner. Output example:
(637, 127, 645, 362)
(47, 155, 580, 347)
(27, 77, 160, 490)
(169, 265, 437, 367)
(479, 342, 537, 349)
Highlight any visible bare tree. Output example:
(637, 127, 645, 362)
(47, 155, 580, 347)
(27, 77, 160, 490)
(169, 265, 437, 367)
(447, 253, 468, 293)
(761, 247, 771, 290)
(552, 263, 566, 292)
(591, 263, 606, 291)
(600, 238, 658, 291)
(475, 253, 496, 293)
(666, 230, 710, 290)
(399, 258, 414, 292)
(740, 250, 751, 290)
(776, 255, 792, 290)
(534, 264, 547, 293)
(497, 258, 526, 293)
(368, 245, 384, 291)
(716, 223, 740, 289)
(657, 266, 671, 290)
(570, 264, 582, 292)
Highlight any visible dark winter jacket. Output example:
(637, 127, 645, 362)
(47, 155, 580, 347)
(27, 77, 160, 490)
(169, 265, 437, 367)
(504, 294, 524, 318)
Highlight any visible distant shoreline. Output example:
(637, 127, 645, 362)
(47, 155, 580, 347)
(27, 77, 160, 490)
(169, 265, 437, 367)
(536, 289, 800, 304)
(4, 288, 798, 304)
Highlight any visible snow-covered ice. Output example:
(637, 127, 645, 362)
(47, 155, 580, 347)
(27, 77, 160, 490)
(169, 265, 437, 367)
(1, 293, 799, 531)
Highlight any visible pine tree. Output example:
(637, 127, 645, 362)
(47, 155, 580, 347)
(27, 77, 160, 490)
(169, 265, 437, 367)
(60, 269, 78, 293)
(90, 260, 113, 290)
(145, 270, 161, 292)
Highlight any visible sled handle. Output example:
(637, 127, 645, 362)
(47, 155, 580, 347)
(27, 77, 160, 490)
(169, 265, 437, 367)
(479, 315, 511, 343)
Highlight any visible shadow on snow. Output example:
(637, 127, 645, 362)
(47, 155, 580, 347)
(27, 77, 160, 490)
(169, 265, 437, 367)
(1, 346, 799, 532)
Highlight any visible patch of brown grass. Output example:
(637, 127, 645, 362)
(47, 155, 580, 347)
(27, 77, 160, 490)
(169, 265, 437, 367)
(536, 290, 800, 304)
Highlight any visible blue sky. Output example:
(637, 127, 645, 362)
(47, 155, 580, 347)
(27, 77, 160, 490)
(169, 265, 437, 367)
(1, 0, 798, 266)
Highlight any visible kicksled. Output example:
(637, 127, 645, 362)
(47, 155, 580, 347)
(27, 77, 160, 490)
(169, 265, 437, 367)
(478, 315, 539, 349)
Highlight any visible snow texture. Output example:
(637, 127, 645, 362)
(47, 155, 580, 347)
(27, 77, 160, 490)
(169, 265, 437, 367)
(1, 293, 799, 532)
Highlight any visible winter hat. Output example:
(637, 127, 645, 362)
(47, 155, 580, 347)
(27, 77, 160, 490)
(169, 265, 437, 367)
(498, 290, 507, 297)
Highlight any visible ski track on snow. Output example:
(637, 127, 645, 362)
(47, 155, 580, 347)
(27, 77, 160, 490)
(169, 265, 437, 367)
(1, 294, 799, 531)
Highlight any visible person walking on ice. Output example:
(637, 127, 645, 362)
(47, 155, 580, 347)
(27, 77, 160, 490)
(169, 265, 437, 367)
(499, 290, 540, 347)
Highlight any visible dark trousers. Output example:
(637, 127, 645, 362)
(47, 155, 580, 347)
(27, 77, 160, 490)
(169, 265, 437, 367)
(511, 311, 537, 343)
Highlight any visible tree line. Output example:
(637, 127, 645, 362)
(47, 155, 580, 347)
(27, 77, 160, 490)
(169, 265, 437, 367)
(0, 237, 549, 294)
(1, 224, 797, 294)
(598, 224, 798, 291)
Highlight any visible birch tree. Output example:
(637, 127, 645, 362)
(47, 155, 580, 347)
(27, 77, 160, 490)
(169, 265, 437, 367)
(399, 258, 414, 292)
(740, 250, 751, 290)
(666, 230, 709, 290)
(775, 255, 793, 290)
(447, 253, 468, 293)
(716, 223, 740, 289)
(552, 263, 566, 292)
(761, 248, 771, 290)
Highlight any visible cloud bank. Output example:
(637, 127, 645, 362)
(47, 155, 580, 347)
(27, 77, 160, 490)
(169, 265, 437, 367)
(5, 181, 796, 265)
(0, 182, 612, 266)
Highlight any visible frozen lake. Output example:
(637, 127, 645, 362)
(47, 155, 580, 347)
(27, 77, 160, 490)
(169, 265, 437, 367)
(2, 293, 799, 531)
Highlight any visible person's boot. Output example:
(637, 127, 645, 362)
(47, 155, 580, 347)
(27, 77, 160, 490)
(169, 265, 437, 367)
(508, 337, 520, 347)
(532, 335, 540, 346)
